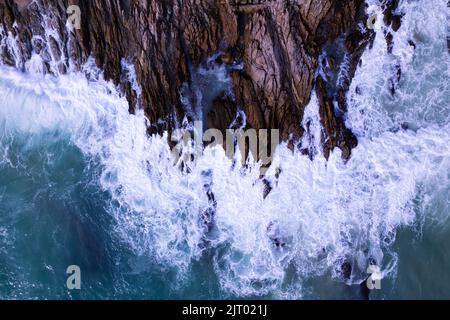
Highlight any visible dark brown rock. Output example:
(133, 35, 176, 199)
(1, 0, 371, 161)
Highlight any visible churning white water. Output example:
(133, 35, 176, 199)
(0, 0, 449, 299)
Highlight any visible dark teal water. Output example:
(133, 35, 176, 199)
(0, 128, 219, 299)
(1, 128, 448, 299)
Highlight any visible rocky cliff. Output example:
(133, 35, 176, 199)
(0, 0, 394, 161)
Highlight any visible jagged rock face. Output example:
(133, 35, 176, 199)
(0, 0, 371, 159)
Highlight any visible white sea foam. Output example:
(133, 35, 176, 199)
(0, 59, 449, 298)
(347, 0, 450, 137)
(300, 91, 324, 158)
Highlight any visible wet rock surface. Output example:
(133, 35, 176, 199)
(0, 0, 383, 159)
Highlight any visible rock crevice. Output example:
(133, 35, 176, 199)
(1, 0, 376, 159)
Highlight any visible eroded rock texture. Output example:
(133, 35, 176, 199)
(0, 0, 384, 159)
